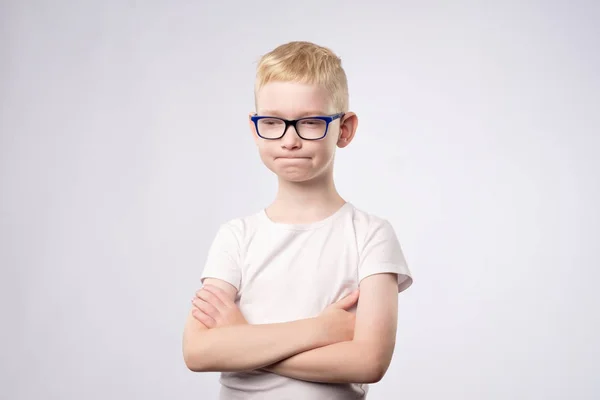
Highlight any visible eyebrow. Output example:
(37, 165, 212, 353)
(259, 110, 330, 118)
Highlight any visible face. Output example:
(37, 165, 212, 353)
(250, 81, 357, 183)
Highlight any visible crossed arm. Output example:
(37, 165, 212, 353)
(182, 273, 399, 384)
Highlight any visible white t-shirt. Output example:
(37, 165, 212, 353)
(200, 202, 413, 400)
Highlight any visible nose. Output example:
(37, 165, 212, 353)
(280, 125, 302, 150)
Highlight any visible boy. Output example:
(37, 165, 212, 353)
(182, 41, 413, 399)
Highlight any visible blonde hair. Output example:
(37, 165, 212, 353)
(254, 41, 349, 112)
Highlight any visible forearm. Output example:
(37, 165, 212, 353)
(264, 340, 384, 384)
(184, 316, 330, 373)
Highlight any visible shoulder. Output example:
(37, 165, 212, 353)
(213, 210, 264, 245)
(347, 203, 398, 239)
(201, 211, 263, 286)
(347, 204, 413, 292)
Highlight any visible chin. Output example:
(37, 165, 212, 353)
(276, 171, 314, 182)
(264, 160, 329, 183)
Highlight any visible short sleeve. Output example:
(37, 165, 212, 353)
(200, 222, 242, 291)
(358, 219, 413, 293)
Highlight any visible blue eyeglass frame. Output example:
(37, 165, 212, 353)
(250, 112, 345, 140)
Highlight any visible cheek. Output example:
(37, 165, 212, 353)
(256, 140, 270, 153)
(256, 143, 276, 165)
(314, 139, 338, 160)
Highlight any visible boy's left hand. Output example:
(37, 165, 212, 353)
(191, 284, 248, 328)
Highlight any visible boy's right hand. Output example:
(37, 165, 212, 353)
(318, 289, 360, 343)
(191, 284, 248, 329)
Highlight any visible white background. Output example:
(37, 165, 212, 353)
(1, 1, 599, 399)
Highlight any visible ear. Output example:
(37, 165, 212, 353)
(337, 112, 358, 149)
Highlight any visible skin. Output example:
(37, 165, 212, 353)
(183, 278, 359, 374)
(251, 81, 359, 224)
(183, 81, 400, 384)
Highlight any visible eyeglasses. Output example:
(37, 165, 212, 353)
(250, 113, 345, 140)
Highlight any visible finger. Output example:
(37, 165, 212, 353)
(334, 289, 360, 310)
(202, 285, 233, 307)
(192, 308, 216, 328)
(192, 297, 219, 319)
(196, 288, 226, 309)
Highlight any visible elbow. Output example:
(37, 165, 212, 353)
(366, 364, 387, 384)
(351, 339, 393, 383)
(361, 363, 386, 384)
(362, 354, 390, 384)
(184, 352, 204, 372)
(183, 342, 212, 372)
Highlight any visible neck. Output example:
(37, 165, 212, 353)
(266, 172, 346, 224)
